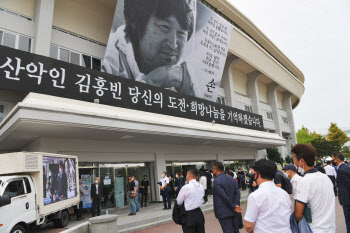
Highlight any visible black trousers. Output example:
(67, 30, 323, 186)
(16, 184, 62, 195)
(162, 191, 171, 209)
(203, 190, 208, 203)
(343, 205, 350, 233)
(92, 198, 101, 217)
(76, 201, 83, 220)
(182, 208, 205, 233)
(218, 216, 239, 233)
(328, 175, 337, 195)
(140, 192, 148, 207)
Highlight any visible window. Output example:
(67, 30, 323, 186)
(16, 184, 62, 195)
(0, 105, 4, 122)
(245, 105, 253, 113)
(216, 96, 226, 105)
(50, 44, 102, 71)
(4, 180, 25, 198)
(262, 110, 274, 121)
(0, 29, 32, 52)
(24, 177, 31, 193)
(281, 116, 289, 125)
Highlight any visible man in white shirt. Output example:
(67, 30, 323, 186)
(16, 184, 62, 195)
(282, 164, 301, 198)
(160, 171, 171, 210)
(244, 159, 292, 233)
(292, 144, 336, 233)
(177, 168, 205, 233)
(324, 160, 338, 195)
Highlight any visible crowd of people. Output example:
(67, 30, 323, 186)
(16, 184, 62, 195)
(169, 143, 350, 233)
(79, 143, 350, 233)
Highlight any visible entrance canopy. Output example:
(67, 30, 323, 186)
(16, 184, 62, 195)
(0, 93, 285, 151)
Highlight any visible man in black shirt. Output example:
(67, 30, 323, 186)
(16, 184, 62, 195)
(140, 175, 150, 207)
(274, 170, 286, 190)
(315, 162, 326, 174)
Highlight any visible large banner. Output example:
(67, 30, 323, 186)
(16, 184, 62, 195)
(81, 175, 92, 209)
(43, 157, 77, 205)
(103, 0, 233, 102)
(0, 45, 264, 131)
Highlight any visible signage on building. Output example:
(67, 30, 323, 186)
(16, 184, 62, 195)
(0, 45, 264, 131)
(103, 0, 234, 102)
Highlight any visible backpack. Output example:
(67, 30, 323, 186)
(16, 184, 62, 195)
(276, 171, 293, 194)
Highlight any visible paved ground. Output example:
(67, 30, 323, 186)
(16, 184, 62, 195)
(135, 197, 346, 233)
(31, 190, 346, 233)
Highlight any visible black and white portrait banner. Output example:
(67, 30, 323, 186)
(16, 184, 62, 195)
(0, 45, 264, 131)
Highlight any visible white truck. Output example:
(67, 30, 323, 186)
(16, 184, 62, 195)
(0, 152, 80, 233)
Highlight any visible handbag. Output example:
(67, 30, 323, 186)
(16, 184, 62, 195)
(172, 201, 187, 225)
(129, 191, 136, 198)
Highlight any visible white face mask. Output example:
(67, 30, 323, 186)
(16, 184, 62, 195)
(297, 161, 305, 175)
(162, 174, 165, 178)
(96, 180, 99, 184)
(249, 170, 253, 175)
(176, 175, 179, 178)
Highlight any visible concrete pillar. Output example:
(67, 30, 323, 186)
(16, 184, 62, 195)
(221, 55, 241, 107)
(247, 71, 263, 115)
(283, 92, 297, 147)
(216, 154, 224, 164)
(154, 153, 166, 202)
(33, 0, 55, 56)
(266, 83, 285, 159)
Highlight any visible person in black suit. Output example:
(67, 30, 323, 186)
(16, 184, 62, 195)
(332, 152, 350, 232)
(315, 162, 326, 174)
(212, 162, 242, 233)
(90, 177, 103, 217)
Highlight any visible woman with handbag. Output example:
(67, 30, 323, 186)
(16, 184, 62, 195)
(127, 176, 137, 216)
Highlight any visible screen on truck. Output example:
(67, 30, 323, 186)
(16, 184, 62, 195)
(43, 156, 77, 205)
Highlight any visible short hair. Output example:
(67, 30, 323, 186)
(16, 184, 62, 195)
(227, 171, 234, 177)
(213, 162, 224, 172)
(326, 161, 331, 165)
(124, 0, 195, 53)
(187, 168, 199, 178)
(249, 166, 254, 169)
(162, 171, 167, 175)
(253, 159, 277, 180)
(144, 175, 147, 177)
(316, 162, 322, 166)
(209, 170, 213, 173)
(291, 144, 316, 167)
(332, 152, 345, 162)
(199, 171, 205, 177)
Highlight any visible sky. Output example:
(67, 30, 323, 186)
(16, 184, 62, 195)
(227, 0, 350, 131)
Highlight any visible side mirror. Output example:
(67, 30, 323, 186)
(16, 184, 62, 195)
(0, 194, 11, 207)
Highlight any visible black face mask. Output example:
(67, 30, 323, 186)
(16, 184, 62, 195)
(331, 159, 337, 166)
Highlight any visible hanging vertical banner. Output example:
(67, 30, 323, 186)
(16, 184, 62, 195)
(81, 175, 92, 209)
(102, 0, 234, 102)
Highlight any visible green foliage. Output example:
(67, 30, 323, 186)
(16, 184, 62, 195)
(342, 146, 350, 158)
(266, 148, 284, 164)
(296, 126, 322, 144)
(285, 156, 294, 164)
(327, 123, 350, 148)
(311, 136, 340, 158)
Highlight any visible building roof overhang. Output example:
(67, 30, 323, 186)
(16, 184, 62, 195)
(0, 93, 285, 151)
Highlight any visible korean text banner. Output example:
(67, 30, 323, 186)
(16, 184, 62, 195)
(103, 0, 234, 102)
(43, 157, 77, 205)
(0, 45, 264, 131)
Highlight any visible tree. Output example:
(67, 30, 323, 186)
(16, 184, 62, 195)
(311, 136, 340, 158)
(342, 146, 350, 158)
(327, 123, 350, 148)
(296, 126, 322, 144)
(285, 156, 294, 164)
(296, 126, 313, 144)
(266, 148, 284, 164)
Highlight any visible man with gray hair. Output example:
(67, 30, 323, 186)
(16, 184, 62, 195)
(176, 168, 205, 233)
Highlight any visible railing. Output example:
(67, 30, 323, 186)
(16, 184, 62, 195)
(52, 26, 107, 47)
(200, 0, 298, 80)
(0, 7, 32, 21)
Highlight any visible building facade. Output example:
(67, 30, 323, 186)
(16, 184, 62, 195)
(0, 0, 304, 206)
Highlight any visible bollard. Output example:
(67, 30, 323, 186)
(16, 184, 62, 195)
(89, 214, 118, 233)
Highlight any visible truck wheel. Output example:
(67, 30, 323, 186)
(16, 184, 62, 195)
(57, 210, 69, 228)
(10, 225, 27, 233)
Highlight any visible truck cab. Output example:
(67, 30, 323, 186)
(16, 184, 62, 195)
(0, 175, 36, 233)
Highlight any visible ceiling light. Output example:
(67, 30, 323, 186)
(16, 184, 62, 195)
(203, 141, 211, 144)
(120, 135, 134, 139)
